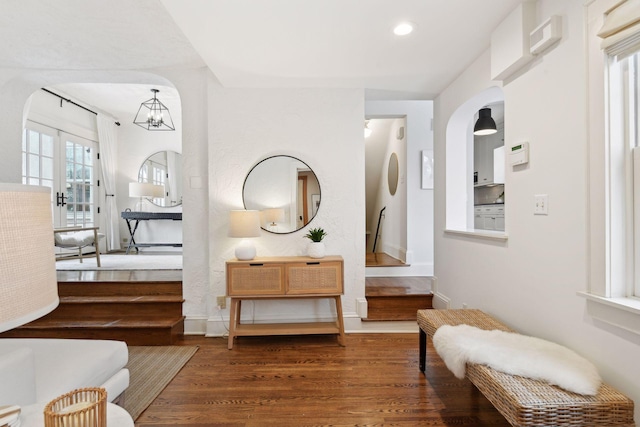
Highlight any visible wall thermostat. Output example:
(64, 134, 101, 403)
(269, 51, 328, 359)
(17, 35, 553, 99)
(510, 142, 529, 166)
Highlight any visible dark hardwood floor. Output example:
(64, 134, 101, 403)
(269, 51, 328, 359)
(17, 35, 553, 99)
(136, 333, 510, 426)
(365, 252, 408, 267)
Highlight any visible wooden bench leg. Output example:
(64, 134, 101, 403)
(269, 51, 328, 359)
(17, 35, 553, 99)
(419, 328, 427, 373)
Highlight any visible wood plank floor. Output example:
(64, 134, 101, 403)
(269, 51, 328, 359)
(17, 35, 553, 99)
(365, 252, 408, 267)
(136, 333, 510, 426)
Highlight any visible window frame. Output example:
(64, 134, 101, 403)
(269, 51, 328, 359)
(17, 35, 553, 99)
(581, 0, 640, 337)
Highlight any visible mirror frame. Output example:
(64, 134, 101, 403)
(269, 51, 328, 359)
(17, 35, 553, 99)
(137, 150, 183, 207)
(242, 155, 321, 234)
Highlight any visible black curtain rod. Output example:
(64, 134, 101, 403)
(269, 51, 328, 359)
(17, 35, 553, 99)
(41, 88, 120, 126)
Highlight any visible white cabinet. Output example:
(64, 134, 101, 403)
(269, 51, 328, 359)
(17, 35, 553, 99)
(474, 205, 505, 231)
(474, 128, 504, 187)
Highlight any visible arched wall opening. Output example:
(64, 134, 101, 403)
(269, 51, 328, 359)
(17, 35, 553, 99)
(445, 86, 504, 231)
(1, 71, 183, 253)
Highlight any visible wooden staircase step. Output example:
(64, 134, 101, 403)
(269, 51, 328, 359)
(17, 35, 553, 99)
(364, 276, 433, 321)
(0, 317, 185, 346)
(0, 269, 185, 345)
(57, 281, 183, 297)
(46, 296, 185, 319)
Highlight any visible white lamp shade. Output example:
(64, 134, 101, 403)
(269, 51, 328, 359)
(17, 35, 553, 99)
(129, 182, 165, 198)
(0, 184, 59, 333)
(262, 208, 285, 224)
(228, 210, 261, 238)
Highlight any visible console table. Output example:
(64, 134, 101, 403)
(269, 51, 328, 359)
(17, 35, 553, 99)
(225, 255, 345, 349)
(121, 211, 182, 254)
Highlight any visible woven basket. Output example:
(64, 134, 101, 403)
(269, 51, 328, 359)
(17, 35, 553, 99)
(44, 387, 107, 427)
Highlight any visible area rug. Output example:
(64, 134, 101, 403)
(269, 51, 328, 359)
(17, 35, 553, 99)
(124, 346, 198, 420)
(56, 254, 182, 270)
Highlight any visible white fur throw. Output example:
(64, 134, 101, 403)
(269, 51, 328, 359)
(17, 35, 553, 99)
(433, 324, 601, 395)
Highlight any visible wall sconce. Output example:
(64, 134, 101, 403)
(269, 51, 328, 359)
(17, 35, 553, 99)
(364, 120, 372, 138)
(129, 182, 165, 211)
(473, 107, 497, 136)
(228, 210, 261, 260)
(133, 89, 175, 131)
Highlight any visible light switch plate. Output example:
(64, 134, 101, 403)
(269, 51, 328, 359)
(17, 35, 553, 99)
(534, 194, 548, 215)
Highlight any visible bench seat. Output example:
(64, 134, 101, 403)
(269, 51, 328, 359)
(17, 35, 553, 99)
(417, 309, 635, 427)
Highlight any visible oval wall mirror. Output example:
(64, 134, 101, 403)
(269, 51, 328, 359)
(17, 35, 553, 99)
(388, 152, 399, 196)
(138, 150, 183, 207)
(243, 155, 321, 234)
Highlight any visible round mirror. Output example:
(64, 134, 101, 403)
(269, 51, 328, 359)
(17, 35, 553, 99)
(138, 150, 183, 207)
(388, 152, 399, 196)
(243, 155, 321, 234)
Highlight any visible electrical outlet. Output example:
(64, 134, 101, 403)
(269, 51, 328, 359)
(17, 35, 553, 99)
(216, 296, 226, 309)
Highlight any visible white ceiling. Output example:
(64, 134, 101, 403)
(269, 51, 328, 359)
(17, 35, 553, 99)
(0, 0, 524, 116)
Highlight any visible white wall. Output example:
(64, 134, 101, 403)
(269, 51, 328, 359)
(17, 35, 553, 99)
(206, 85, 367, 334)
(434, 0, 640, 419)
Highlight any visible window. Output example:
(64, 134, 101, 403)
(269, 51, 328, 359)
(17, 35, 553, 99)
(605, 28, 640, 299)
(582, 0, 640, 336)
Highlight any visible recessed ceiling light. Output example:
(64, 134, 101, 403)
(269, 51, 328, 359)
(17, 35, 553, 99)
(393, 22, 414, 36)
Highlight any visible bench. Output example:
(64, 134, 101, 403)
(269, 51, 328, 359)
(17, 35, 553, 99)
(417, 309, 635, 427)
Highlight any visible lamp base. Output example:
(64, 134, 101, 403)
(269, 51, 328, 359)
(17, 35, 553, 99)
(235, 243, 256, 261)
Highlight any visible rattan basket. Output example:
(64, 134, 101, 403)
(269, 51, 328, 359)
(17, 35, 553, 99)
(44, 387, 106, 427)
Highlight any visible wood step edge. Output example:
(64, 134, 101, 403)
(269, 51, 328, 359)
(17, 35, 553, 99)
(60, 296, 185, 303)
(57, 280, 183, 285)
(18, 317, 185, 329)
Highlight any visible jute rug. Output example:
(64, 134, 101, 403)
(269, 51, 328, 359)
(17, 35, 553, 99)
(124, 346, 198, 420)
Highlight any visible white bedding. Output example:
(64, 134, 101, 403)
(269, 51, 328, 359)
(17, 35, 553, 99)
(433, 324, 601, 395)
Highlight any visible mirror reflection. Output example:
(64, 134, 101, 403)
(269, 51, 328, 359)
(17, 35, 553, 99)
(138, 150, 183, 207)
(388, 152, 399, 196)
(243, 155, 321, 234)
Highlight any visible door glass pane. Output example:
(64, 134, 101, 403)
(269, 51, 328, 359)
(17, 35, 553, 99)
(28, 154, 39, 177)
(42, 135, 54, 157)
(23, 125, 98, 229)
(28, 131, 39, 154)
(42, 157, 53, 180)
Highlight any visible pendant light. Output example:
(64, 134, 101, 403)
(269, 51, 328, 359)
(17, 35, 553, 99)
(473, 107, 497, 136)
(133, 89, 175, 131)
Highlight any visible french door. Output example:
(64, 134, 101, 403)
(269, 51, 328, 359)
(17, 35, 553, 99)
(23, 121, 100, 228)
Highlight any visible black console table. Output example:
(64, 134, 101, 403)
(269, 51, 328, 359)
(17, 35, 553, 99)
(121, 211, 182, 254)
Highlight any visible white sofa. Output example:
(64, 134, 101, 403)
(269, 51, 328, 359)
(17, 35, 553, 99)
(0, 338, 132, 426)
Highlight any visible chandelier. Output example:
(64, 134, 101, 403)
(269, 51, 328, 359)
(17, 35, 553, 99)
(133, 89, 175, 131)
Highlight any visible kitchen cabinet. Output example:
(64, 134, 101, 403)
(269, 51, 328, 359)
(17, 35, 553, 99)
(474, 205, 505, 231)
(474, 127, 504, 187)
(225, 255, 345, 349)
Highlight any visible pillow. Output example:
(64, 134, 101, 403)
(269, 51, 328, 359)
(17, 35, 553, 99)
(0, 347, 36, 406)
(54, 230, 96, 247)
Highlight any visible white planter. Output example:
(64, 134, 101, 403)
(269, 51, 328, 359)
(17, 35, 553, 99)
(307, 241, 325, 259)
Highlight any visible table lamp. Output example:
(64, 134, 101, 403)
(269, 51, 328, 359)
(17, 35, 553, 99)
(228, 210, 261, 260)
(262, 208, 285, 231)
(129, 182, 165, 211)
(0, 183, 59, 333)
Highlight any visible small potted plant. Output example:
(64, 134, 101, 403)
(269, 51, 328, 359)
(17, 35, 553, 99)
(304, 227, 327, 258)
